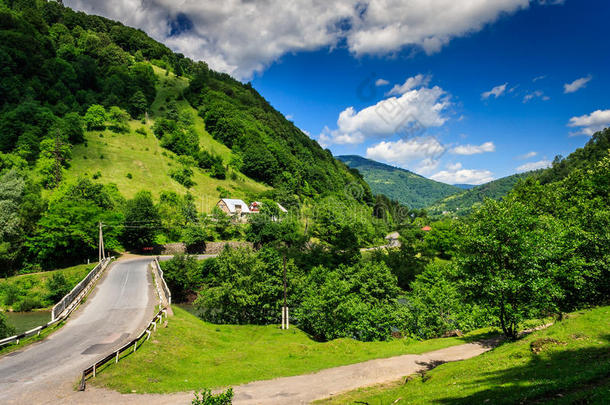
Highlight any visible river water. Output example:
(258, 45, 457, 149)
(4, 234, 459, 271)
(4, 311, 51, 335)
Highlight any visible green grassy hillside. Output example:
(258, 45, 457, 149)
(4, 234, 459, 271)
(337, 155, 462, 209)
(426, 171, 539, 216)
(0, 263, 94, 311)
(318, 305, 610, 404)
(65, 68, 269, 210)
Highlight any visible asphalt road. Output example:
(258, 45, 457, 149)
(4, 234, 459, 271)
(0, 258, 156, 404)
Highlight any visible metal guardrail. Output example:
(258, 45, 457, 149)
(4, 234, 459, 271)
(52, 258, 111, 321)
(78, 308, 168, 391)
(153, 257, 172, 306)
(78, 258, 173, 390)
(0, 258, 113, 348)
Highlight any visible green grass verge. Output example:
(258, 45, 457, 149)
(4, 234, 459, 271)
(315, 306, 610, 405)
(91, 306, 496, 393)
(0, 263, 95, 312)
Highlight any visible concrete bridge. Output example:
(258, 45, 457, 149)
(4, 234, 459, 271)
(0, 258, 156, 404)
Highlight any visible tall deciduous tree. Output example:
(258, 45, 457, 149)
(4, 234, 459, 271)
(122, 191, 159, 250)
(458, 197, 562, 339)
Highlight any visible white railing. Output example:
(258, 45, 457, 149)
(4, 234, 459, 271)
(0, 258, 114, 347)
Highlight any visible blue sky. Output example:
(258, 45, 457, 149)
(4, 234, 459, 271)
(66, 0, 610, 184)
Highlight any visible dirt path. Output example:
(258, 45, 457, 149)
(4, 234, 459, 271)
(56, 338, 498, 405)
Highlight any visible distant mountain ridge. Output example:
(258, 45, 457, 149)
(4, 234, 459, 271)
(454, 184, 476, 190)
(426, 171, 539, 216)
(336, 155, 463, 209)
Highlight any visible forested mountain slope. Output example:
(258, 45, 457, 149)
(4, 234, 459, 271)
(426, 171, 538, 216)
(337, 155, 462, 209)
(427, 128, 610, 216)
(0, 0, 378, 274)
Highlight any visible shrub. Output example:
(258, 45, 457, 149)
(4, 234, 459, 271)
(0, 312, 16, 339)
(162, 254, 208, 302)
(182, 224, 208, 254)
(296, 261, 403, 341)
(404, 261, 489, 339)
(13, 297, 42, 312)
(169, 166, 194, 188)
(192, 388, 233, 405)
(46, 273, 70, 303)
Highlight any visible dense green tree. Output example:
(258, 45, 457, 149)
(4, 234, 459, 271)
(296, 261, 403, 341)
(84, 104, 107, 130)
(195, 247, 301, 324)
(458, 197, 563, 339)
(122, 191, 159, 250)
(128, 90, 148, 118)
(246, 201, 299, 248)
(162, 254, 206, 302)
(0, 170, 43, 276)
(107, 106, 130, 133)
(61, 112, 85, 144)
(28, 179, 123, 268)
(405, 261, 489, 339)
(371, 227, 432, 290)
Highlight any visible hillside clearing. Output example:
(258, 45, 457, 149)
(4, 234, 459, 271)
(64, 67, 269, 208)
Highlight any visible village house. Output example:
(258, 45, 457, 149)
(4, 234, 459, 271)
(216, 198, 250, 218)
(385, 232, 401, 248)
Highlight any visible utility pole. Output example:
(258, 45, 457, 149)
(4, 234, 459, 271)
(98, 222, 106, 262)
(281, 253, 289, 329)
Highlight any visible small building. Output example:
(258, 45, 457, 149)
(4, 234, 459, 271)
(385, 232, 401, 248)
(421, 225, 432, 232)
(217, 199, 250, 216)
(249, 201, 288, 213)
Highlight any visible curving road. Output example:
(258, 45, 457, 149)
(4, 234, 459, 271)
(0, 258, 156, 405)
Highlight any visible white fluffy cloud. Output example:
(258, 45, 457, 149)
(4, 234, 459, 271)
(564, 75, 592, 94)
(567, 109, 610, 136)
(451, 141, 495, 155)
(65, 0, 542, 79)
(516, 159, 551, 172)
(481, 83, 508, 99)
(319, 75, 450, 146)
(365, 137, 446, 167)
(430, 165, 494, 185)
(375, 78, 389, 86)
(517, 151, 537, 159)
(387, 74, 431, 96)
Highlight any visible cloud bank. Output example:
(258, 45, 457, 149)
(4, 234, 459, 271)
(65, 0, 538, 79)
(319, 74, 451, 147)
(568, 109, 610, 136)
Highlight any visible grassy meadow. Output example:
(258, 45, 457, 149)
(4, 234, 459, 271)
(91, 305, 496, 393)
(316, 306, 610, 405)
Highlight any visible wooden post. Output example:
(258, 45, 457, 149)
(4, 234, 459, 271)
(281, 254, 289, 329)
(116, 351, 119, 363)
